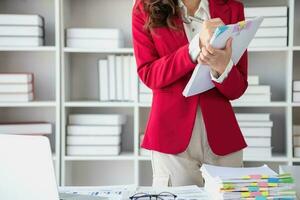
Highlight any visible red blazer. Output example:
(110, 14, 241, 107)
(132, 0, 248, 156)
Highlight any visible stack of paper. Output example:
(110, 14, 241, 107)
(236, 113, 273, 158)
(98, 55, 136, 101)
(66, 114, 126, 156)
(200, 164, 296, 200)
(0, 14, 44, 46)
(245, 6, 288, 47)
(293, 125, 300, 158)
(66, 28, 124, 49)
(233, 75, 271, 103)
(139, 133, 150, 156)
(293, 81, 300, 102)
(139, 81, 152, 103)
(0, 122, 52, 135)
(0, 73, 34, 102)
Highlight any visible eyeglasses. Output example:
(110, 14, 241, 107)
(129, 192, 177, 200)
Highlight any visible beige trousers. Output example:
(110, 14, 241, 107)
(151, 108, 243, 187)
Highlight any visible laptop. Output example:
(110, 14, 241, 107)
(0, 134, 106, 200)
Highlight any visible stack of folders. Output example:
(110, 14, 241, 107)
(200, 164, 296, 200)
(236, 113, 273, 158)
(0, 122, 52, 135)
(139, 133, 150, 156)
(233, 75, 271, 103)
(0, 14, 44, 46)
(66, 114, 126, 156)
(245, 6, 288, 47)
(98, 54, 136, 101)
(293, 125, 300, 158)
(139, 81, 152, 103)
(0, 73, 34, 102)
(66, 28, 124, 48)
(292, 81, 300, 102)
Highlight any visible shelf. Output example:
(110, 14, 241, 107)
(63, 47, 134, 54)
(138, 156, 151, 161)
(292, 102, 300, 107)
(292, 157, 300, 162)
(138, 102, 288, 108)
(0, 46, 56, 52)
(64, 101, 135, 107)
(244, 154, 289, 162)
(293, 46, 300, 51)
(248, 47, 289, 52)
(64, 152, 135, 161)
(0, 101, 57, 107)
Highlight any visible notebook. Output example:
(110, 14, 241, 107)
(183, 16, 264, 97)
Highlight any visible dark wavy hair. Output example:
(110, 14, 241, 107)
(142, 0, 181, 30)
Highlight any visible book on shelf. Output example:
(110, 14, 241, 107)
(255, 27, 287, 37)
(238, 121, 273, 128)
(0, 14, 44, 26)
(66, 28, 123, 40)
(293, 136, 300, 146)
(233, 93, 271, 103)
(244, 85, 270, 94)
(116, 55, 124, 101)
(247, 75, 259, 85)
(0, 26, 43, 37)
(249, 37, 287, 48)
(0, 37, 43, 47)
(240, 127, 272, 137)
(293, 81, 300, 92)
(67, 125, 122, 136)
(66, 145, 121, 156)
(108, 55, 117, 100)
(244, 6, 287, 18)
(243, 147, 272, 158)
(293, 92, 300, 102)
(67, 135, 121, 146)
(69, 114, 126, 125)
(294, 147, 300, 158)
(0, 73, 33, 83)
(0, 122, 52, 135)
(246, 17, 287, 27)
(0, 83, 33, 93)
(244, 137, 271, 147)
(0, 92, 34, 102)
(123, 55, 131, 101)
(130, 55, 137, 101)
(98, 59, 109, 101)
(235, 113, 270, 121)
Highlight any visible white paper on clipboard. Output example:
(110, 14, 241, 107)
(182, 16, 264, 97)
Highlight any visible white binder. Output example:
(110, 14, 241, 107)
(183, 16, 264, 97)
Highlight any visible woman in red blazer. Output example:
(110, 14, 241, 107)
(132, 0, 248, 186)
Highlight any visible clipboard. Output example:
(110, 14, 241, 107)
(182, 16, 264, 97)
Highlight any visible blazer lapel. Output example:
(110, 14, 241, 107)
(208, 0, 231, 24)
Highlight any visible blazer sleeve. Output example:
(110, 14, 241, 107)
(131, 1, 197, 90)
(212, 3, 248, 100)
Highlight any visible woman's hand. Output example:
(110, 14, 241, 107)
(199, 18, 225, 48)
(197, 38, 233, 76)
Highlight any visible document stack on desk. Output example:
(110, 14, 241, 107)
(233, 75, 271, 103)
(293, 125, 300, 158)
(0, 14, 44, 46)
(200, 164, 296, 200)
(0, 73, 34, 102)
(235, 113, 273, 158)
(245, 6, 288, 47)
(66, 28, 124, 49)
(66, 114, 126, 156)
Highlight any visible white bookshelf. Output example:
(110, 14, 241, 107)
(1, 0, 300, 186)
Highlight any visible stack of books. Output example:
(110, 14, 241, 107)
(0, 122, 52, 135)
(98, 54, 136, 101)
(139, 133, 150, 156)
(293, 81, 300, 102)
(66, 114, 126, 156)
(0, 73, 34, 102)
(293, 125, 300, 158)
(236, 113, 273, 158)
(201, 164, 296, 200)
(233, 75, 271, 103)
(139, 81, 152, 103)
(0, 14, 44, 46)
(66, 28, 124, 49)
(245, 6, 288, 47)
